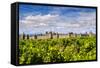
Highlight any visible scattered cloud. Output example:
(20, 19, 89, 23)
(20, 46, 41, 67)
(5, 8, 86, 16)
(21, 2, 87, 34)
(19, 5, 96, 34)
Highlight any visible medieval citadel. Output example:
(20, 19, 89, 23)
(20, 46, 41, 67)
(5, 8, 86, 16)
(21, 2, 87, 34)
(19, 31, 95, 40)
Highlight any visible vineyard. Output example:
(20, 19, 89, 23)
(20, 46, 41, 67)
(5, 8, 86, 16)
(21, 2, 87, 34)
(19, 36, 96, 64)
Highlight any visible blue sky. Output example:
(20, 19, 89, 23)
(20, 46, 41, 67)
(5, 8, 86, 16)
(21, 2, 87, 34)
(19, 4, 96, 34)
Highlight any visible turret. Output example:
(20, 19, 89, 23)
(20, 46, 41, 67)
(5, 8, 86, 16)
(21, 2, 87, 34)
(34, 34, 37, 39)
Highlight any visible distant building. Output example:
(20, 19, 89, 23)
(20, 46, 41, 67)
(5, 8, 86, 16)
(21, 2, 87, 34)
(68, 32, 76, 37)
(89, 32, 95, 37)
(19, 31, 95, 40)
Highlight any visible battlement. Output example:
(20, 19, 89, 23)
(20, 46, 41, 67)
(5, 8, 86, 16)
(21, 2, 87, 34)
(19, 31, 95, 40)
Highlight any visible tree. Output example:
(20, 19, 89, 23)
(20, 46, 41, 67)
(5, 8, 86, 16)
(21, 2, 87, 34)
(23, 32, 25, 40)
(27, 34, 30, 39)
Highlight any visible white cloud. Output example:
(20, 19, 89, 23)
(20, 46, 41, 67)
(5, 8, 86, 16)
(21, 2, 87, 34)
(19, 11, 96, 34)
(21, 14, 59, 23)
(39, 23, 47, 26)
